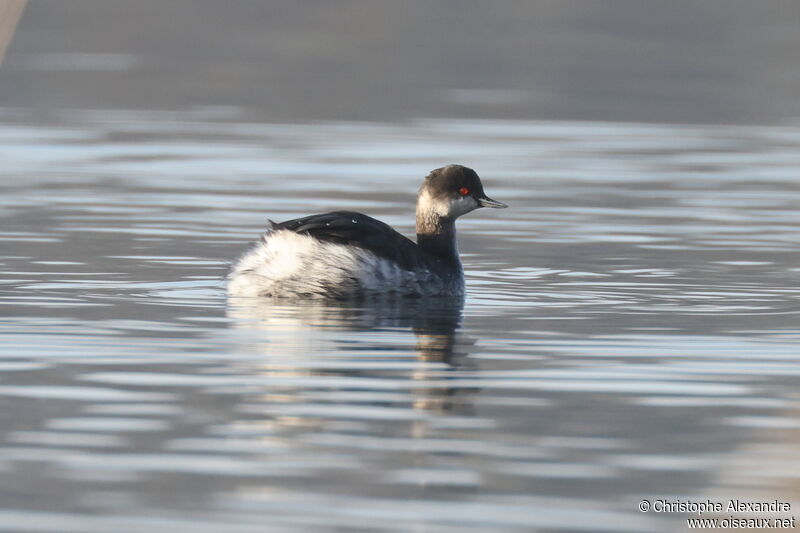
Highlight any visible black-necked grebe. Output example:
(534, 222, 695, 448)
(227, 164, 507, 298)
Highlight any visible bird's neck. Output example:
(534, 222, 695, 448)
(416, 208, 458, 261)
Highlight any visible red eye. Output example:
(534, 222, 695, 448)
(459, 187, 470, 196)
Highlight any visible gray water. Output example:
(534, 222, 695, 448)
(3, 2, 800, 532)
(2, 110, 800, 532)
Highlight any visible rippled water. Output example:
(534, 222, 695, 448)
(2, 109, 800, 532)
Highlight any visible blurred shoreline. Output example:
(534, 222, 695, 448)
(2, 1, 799, 126)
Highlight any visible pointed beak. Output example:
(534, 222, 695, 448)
(476, 196, 508, 209)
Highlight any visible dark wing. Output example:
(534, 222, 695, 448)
(272, 211, 424, 271)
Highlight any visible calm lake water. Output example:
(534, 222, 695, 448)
(1, 108, 800, 532)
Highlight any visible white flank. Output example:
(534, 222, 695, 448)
(227, 230, 456, 298)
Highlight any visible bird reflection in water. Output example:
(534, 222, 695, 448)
(226, 295, 476, 420)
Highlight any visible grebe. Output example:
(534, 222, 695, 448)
(227, 164, 507, 298)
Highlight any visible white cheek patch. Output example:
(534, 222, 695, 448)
(447, 196, 478, 217)
(417, 189, 450, 217)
